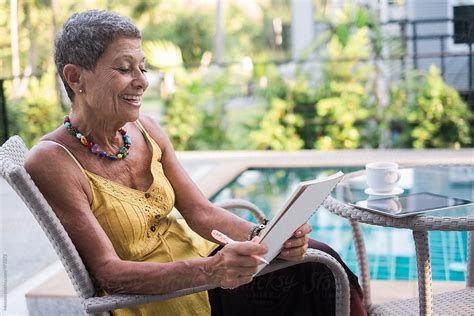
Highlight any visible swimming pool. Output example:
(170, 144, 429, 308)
(211, 167, 471, 282)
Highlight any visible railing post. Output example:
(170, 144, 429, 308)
(412, 21, 418, 69)
(400, 20, 407, 79)
(0, 79, 9, 144)
(440, 37, 446, 76)
(469, 43, 473, 90)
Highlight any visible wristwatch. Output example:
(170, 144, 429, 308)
(247, 224, 266, 241)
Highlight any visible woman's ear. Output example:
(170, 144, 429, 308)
(63, 64, 84, 94)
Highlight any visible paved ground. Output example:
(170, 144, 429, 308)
(1, 178, 58, 315)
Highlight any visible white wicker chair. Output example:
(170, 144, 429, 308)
(0, 136, 351, 315)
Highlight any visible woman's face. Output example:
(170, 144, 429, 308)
(81, 37, 149, 122)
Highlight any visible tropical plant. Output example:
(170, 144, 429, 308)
(303, 6, 377, 150)
(7, 73, 65, 148)
(249, 94, 304, 150)
(145, 40, 234, 150)
(389, 65, 471, 149)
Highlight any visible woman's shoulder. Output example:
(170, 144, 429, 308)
(137, 114, 171, 150)
(25, 127, 93, 202)
(26, 127, 79, 174)
(28, 127, 65, 155)
(137, 114, 163, 133)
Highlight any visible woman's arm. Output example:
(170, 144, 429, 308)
(25, 141, 265, 294)
(139, 115, 254, 242)
(139, 115, 311, 262)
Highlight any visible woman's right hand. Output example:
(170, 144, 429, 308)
(206, 241, 268, 289)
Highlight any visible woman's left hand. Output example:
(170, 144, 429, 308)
(277, 223, 311, 261)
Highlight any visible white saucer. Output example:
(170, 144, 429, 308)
(364, 187, 404, 196)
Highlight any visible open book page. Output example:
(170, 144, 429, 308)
(256, 171, 344, 272)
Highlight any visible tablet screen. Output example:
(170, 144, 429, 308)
(352, 192, 473, 217)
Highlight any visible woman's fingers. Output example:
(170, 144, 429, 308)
(279, 242, 308, 260)
(277, 223, 311, 261)
(293, 223, 312, 237)
(231, 240, 268, 256)
(211, 241, 266, 289)
(217, 266, 257, 289)
(284, 234, 308, 248)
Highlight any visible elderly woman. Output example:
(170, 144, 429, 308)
(25, 10, 365, 316)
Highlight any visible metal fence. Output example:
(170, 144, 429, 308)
(1, 17, 473, 144)
(380, 17, 474, 105)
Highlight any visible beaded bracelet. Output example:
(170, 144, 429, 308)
(247, 224, 266, 241)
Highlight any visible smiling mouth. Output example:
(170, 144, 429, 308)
(119, 94, 142, 104)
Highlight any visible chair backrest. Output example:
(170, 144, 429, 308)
(0, 136, 96, 300)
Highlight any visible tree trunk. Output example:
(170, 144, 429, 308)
(24, 2, 37, 76)
(213, 0, 223, 65)
(10, 0, 21, 98)
(16, 1, 34, 97)
(51, 0, 68, 111)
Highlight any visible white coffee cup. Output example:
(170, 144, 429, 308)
(366, 162, 401, 193)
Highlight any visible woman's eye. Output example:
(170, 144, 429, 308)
(115, 67, 147, 74)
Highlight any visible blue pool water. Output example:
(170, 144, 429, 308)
(211, 167, 472, 282)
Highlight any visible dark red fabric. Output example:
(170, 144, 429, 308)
(208, 239, 367, 316)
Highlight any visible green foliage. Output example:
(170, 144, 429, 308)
(389, 65, 471, 149)
(4, 0, 294, 150)
(143, 40, 184, 69)
(224, 2, 267, 61)
(163, 75, 233, 150)
(152, 40, 234, 150)
(312, 11, 375, 149)
(193, 69, 234, 149)
(249, 63, 307, 150)
(158, 3, 471, 151)
(158, 3, 472, 151)
(7, 74, 65, 148)
(249, 95, 304, 150)
(163, 87, 201, 150)
(143, 12, 213, 65)
(5, 1, 471, 151)
(252, 62, 287, 99)
(248, 5, 378, 150)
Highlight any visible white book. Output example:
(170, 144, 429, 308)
(256, 171, 344, 272)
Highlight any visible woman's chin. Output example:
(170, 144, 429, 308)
(128, 109, 141, 122)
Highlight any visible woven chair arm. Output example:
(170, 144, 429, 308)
(84, 248, 350, 315)
(214, 199, 267, 224)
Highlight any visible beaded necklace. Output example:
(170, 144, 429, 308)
(63, 115, 131, 159)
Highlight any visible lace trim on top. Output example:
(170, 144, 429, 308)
(85, 121, 176, 259)
(57, 120, 176, 260)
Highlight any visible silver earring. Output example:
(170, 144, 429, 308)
(79, 89, 83, 93)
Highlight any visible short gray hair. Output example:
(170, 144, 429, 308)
(54, 10, 141, 101)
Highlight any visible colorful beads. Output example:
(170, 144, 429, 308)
(63, 115, 131, 160)
(80, 136, 88, 146)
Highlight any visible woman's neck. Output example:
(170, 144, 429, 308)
(68, 110, 126, 150)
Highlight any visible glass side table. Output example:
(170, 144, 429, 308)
(324, 164, 474, 316)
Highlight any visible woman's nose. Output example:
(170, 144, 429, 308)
(132, 70, 149, 91)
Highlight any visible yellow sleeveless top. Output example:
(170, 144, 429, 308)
(54, 121, 218, 315)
